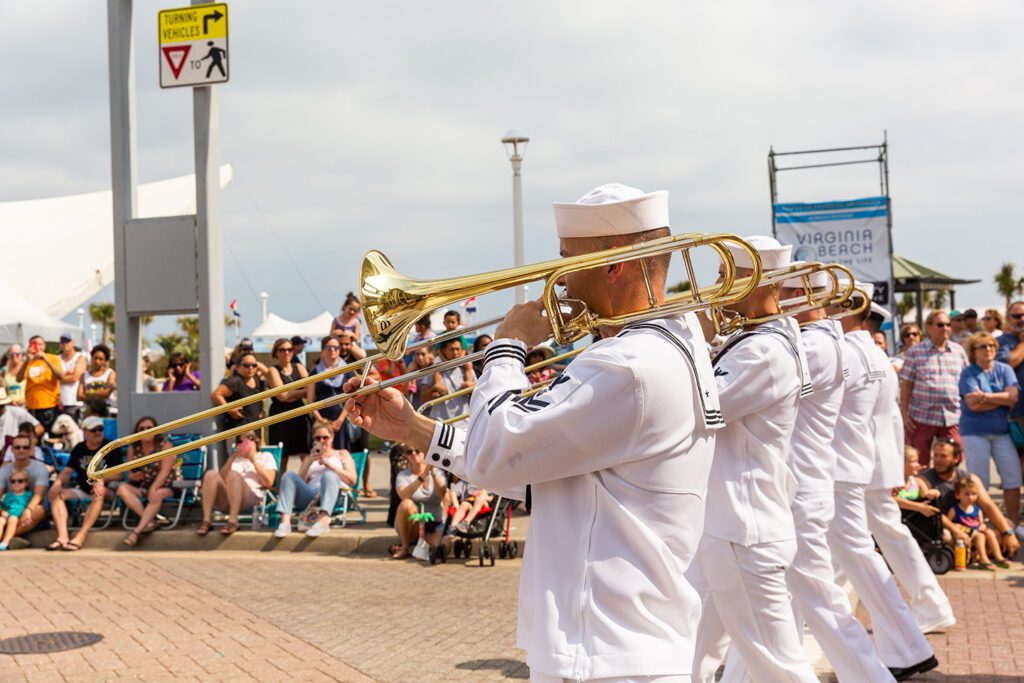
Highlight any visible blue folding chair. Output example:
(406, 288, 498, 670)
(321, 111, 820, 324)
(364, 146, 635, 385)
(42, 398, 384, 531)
(332, 450, 368, 527)
(245, 443, 282, 529)
(122, 434, 205, 530)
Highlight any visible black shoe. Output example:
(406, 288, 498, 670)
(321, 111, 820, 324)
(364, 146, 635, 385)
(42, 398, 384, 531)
(889, 655, 938, 681)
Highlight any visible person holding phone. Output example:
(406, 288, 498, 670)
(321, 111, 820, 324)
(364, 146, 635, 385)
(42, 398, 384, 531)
(163, 352, 201, 392)
(196, 430, 277, 536)
(273, 421, 356, 538)
(17, 335, 65, 433)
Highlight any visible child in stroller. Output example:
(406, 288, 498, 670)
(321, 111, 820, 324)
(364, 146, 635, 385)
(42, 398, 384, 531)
(448, 476, 492, 534)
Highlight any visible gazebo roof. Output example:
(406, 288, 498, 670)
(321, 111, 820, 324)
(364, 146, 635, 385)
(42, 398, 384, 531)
(893, 255, 980, 291)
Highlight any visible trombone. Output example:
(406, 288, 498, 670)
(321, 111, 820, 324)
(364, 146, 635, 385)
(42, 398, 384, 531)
(87, 231, 760, 482)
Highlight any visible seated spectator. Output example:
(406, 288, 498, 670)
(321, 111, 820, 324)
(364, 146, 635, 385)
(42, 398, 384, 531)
(0, 468, 31, 550)
(197, 430, 277, 536)
(983, 309, 1005, 338)
(526, 346, 556, 385)
(0, 434, 50, 544)
(273, 421, 357, 538)
(0, 386, 42, 452)
(78, 344, 117, 418)
(448, 476, 491, 534)
(163, 352, 201, 391)
(331, 292, 363, 345)
(427, 338, 474, 422)
(946, 477, 1010, 569)
(960, 332, 1020, 528)
(1, 421, 52, 466)
(391, 446, 446, 559)
(894, 445, 941, 517)
(919, 437, 1020, 560)
(212, 351, 266, 432)
(19, 335, 65, 433)
(47, 415, 121, 551)
(471, 334, 492, 377)
(386, 443, 410, 527)
(3, 345, 26, 406)
(118, 417, 177, 547)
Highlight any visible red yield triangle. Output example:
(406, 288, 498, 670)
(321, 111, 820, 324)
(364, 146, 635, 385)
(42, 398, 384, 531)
(162, 45, 191, 79)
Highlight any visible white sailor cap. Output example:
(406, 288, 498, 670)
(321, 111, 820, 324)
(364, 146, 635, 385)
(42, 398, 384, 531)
(870, 302, 892, 319)
(781, 261, 831, 290)
(554, 183, 669, 239)
(726, 235, 792, 271)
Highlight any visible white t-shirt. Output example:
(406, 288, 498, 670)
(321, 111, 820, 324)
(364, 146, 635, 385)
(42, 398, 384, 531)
(229, 450, 277, 498)
(0, 405, 39, 442)
(60, 352, 83, 408)
(307, 453, 346, 491)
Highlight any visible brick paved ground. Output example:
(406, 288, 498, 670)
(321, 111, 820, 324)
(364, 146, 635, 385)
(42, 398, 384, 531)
(1, 550, 1022, 682)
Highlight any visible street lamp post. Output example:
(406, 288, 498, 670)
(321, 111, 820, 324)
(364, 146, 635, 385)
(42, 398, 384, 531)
(501, 129, 529, 305)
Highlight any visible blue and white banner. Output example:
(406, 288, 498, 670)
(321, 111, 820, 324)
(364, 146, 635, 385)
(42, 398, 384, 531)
(773, 196, 893, 305)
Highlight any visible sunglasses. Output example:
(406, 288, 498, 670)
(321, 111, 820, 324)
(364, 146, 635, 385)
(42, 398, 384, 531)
(983, 316, 994, 321)
(931, 322, 951, 328)
(169, 362, 185, 368)
(136, 424, 155, 432)
(1011, 313, 1024, 320)
(87, 427, 105, 433)
(902, 331, 920, 338)
(12, 445, 31, 450)
(323, 345, 340, 350)
(975, 344, 997, 351)
(276, 347, 293, 353)
(10, 478, 27, 484)
(313, 435, 331, 441)
(240, 363, 258, 369)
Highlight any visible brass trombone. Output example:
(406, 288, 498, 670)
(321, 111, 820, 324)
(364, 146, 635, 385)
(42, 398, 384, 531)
(87, 231, 760, 482)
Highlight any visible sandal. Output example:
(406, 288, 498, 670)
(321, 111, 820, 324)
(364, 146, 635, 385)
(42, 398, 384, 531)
(220, 521, 239, 536)
(46, 540, 67, 551)
(968, 561, 996, 571)
(994, 559, 1011, 569)
(196, 521, 212, 537)
(122, 532, 139, 547)
(141, 521, 157, 534)
(362, 488, 379, 498)
(63, 542, 82, 552)
(391, 545, 411, 560)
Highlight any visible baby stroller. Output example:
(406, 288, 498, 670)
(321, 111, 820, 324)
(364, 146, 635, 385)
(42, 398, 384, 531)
(900, 509, 954, 575)
(444, 495, 519, 567)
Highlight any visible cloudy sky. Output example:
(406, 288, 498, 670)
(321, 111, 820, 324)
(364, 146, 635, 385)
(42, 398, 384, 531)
(3, 1, 1023, 337)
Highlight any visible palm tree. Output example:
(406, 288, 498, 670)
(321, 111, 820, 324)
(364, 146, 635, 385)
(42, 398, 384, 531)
(897, 293, 916, 319)
(177, 316, 201, 361)
(224, 314, 241, 341)
(994, 263, 1024, 310)
(154, 332, 187, 358)
(89, 302, 115, 346)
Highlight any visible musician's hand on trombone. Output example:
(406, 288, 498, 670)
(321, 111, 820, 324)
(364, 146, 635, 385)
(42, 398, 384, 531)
(343, 376, 437, 452)
(494, 300, 550, 346)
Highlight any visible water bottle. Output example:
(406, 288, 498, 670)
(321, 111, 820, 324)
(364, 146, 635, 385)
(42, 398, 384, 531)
(954, 538, 967, 571)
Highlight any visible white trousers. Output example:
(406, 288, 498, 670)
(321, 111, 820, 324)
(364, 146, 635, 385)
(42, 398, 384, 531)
(530, 674, 687, 683)
(690, 536, 817, 683)
(828, 482, 934, 668)
(720, 491, 894, 682)
(864, 488, 956, 632)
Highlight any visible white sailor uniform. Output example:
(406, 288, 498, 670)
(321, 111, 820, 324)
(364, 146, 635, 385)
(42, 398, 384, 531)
(724, 319, 894, 682)
(689, 317, 818, 683)
(828, 329, 935, 669)
(863, 340, 956, 633)
(424, 314, 721, 682)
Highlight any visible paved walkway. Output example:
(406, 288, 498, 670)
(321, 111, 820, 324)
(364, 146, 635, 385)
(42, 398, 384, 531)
(2, 549, 1023, 682)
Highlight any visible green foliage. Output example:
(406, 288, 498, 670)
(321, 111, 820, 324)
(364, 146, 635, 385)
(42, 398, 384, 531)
(667, 280, 692, 294)
(994, 263, 1024, 310)
(88, 302, 115, 347)
(897, 293, 916, 318)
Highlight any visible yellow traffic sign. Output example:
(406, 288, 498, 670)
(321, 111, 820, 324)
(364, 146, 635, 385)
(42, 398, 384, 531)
(158, 3, 229, 89)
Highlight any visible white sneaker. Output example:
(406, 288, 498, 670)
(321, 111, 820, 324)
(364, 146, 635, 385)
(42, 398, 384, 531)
(1014, 523, 1024, 542)
(306, 522, 331, 538)
(918, 614, 956, 634)
(273, 523, 292, 538)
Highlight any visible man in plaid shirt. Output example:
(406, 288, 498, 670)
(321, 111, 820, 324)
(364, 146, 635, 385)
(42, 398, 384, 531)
(899, 310, 968, 467)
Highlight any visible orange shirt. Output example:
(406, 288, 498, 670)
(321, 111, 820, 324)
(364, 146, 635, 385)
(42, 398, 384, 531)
(25, 354, 61, 410)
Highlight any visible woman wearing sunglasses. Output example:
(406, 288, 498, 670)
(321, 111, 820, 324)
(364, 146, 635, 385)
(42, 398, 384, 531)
(960, 332, 1021, 530)
(196, 430, 278, 536)
(982, 309, 1004, 338)
(163, 352, 201, 392)
(273, 421, 357, 538)
(266, 338, 310, 475)
(893, 324, 922, 373)
(211, 351, 266, 431)
(118, 416, 177, 547)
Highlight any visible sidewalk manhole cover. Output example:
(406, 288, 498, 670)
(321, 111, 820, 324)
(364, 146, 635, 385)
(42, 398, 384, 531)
(0, 632, 103, 655)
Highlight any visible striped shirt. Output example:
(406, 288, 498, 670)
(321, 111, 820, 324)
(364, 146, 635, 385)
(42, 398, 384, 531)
(898, 338, 968, 427)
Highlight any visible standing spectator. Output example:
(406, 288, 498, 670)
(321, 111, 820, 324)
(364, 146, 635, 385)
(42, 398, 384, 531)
(0, 387, 41, 452)
(47, 415, 122, 551)
(197, 430, 277, 536)
(118, 417, 176, 547)
(427, 338, 474, 422)
(3, 345, 26, 406)
(471, 334, 492, 378)
(948, 310, 970, 347)
(995, 301, 1024, 453)
(0, 434, 50, 544)
(871, 332, 888, 352)
(899, 310, 969, 467)
(57, 334, 87, 422)
(227, 339, 268, 380)
(267, 338, 310, 474)
(273, 421, 357, 538)
(391, 446, 446, 559)
(332, 293, 363, 345)
(525, 346, 556, 385)
(140, 353, 162, 392)
(211, 351, 266, 432)
(0, 468, 32, 550)
(959, 332, 1020, 528)
(407, 345, 435, 411)
(163, 352, 201, 392)
(290, 336, 308, 368)
(983, 309, 1005, 338)
(893, 323, 922, 373)
(78, 344, 117, 417)
(18, 335, 65, 433)
(442, 310, 462, 332)
(962, 309, 980, 335)
(308, 337, 354, 451)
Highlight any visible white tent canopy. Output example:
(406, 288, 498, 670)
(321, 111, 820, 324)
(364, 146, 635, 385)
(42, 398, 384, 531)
(0, 277, 77, 346)
(0, 165, 233, 318)
(251, 311, 334, 343)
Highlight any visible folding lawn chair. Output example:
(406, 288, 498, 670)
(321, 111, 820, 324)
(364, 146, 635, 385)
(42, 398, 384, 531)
(332, 449, 368, 527)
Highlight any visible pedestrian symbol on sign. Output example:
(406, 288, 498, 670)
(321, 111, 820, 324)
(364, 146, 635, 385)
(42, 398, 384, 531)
(200, 41, 227, 78)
